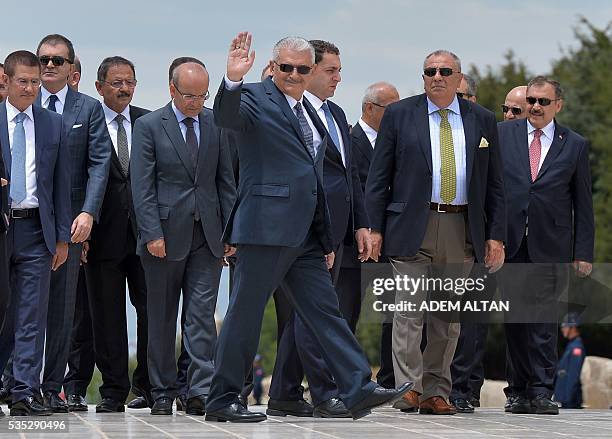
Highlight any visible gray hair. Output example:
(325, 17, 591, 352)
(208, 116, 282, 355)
(423, 49, 461, 72)
(462, 73, 477, 96)
(273, 37, 315, 64)
(361, 81, 398, 106)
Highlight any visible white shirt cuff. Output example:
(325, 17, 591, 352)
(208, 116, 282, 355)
(224, 75, 243, 90)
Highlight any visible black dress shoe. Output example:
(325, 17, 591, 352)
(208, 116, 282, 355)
(313, 397, 351, 418)
(469, 397, 480, 408)
(504, 395, 518, 412)
(186, 395, 206, 416)
(205, 403, 267, 423)
(10, 396, 53, 416)
(127, 396, 148, 409)
(511, 396, 532, 414)
(530, 396, 559, 415)
(349, 382, 414, 420)
(67, 394, 88, 412)
(151, 397, 173, 415)
(96, 398, 125, 413)
(0, 406, 4, 417)
(175, 394, 187, 412)
(0, 387, 11, 403)
(43, 391, 69, 413)
(266, 398, 313, 417)
(238, 394, 248, 409)
(451, 398, 475, 413)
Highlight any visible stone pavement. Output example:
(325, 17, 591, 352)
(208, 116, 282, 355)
(0, 405, 611, 438)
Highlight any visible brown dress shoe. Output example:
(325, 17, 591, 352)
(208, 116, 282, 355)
(392, 390, 420, 413)
(419, 396, 457, 415)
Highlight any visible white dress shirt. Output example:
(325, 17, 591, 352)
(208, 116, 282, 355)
(5, 100, 38, 208)
(427, 96, 467, 205)
(40, 84, 69, 115)
(102, 103, 132, 155)
(304, 91, 345, 164)
(358, 118, 377, 148)
(527, 119, 555, 173)
(223, 76, 322, 154)
(172, 101, 200, 145)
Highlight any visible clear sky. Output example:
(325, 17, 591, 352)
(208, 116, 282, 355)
(2, 1, 610, 122)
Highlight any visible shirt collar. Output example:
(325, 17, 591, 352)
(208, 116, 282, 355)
(40, 84, 68, 106)
(303, 91, 325, 111)
(102, 102, 131, 126)
(5, 98, 34, 123)
(358, 118, 378, 143)
(427, 95, 461, 116)
(171, 101, 199, 124)
(527, 119, 555, 140)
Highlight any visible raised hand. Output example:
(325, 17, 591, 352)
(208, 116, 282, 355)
(227, 32, 256, 82)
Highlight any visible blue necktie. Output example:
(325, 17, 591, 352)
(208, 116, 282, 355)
(48, 94, 58, 112)
(10, 113, 27, 204)
(321, 102, 341, 155)
(294, 102, 315, 161)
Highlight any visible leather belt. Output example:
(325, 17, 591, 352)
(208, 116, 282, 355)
(430, 202, 467, 213)
(10, 208, 39, 219)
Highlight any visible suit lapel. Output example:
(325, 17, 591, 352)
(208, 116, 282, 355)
(264, 79, 308, 149)
(353, 123, 373, 164)
(459, 99, 477, 190)
(161, 102, 195, 181)
(415, 95, 433, 173)
(195, 110, 212, 182)
(0, 103, 10, 176)
(303, 98, 329, 163)
(32, 107, 45, 183)
(62, 87, 82, 137)
(327, 102, 349, 169)
(513, 119, 533, 182)
(536, 122, 567, 181)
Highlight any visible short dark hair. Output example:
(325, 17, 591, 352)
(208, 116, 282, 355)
(0, 63, 4, 69)
(309, 40, 339, 64)
(73, 56, 82, 74)
(168, 57, 206, 86)
(37, 34, 75, 63)
(462, 73, 477, 96)
(97, 56, 136, 82)
(527, 75, 564, 99)
(3, 51, 41, 77)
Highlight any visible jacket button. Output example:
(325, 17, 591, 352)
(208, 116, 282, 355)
(345, 196, 350, 202)
(312, 190, 317, 195)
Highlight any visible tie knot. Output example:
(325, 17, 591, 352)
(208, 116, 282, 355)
(14, 113, 26, 124)
(49, 95, 58, 104)
(437, 109, 449, 120)
(114, 113, 125, 124)
(533, 129, 543, 139)
(183, 117, 195, 128)
(321, 101, 331, 113)
(294, 101, 303, 114)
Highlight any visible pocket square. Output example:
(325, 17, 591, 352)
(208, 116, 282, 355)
(72, 124, 83, 129)
(478, 137, 489, 148)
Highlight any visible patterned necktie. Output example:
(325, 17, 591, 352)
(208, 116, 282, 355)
(294, 102, 315, 161)
(115, 114, 130, 176)
(182, 117, 199, 164)
(321, 102, 341, 155)
(529, 129, 542, 182)
(10, 113, 27, 204)
(48, 94, 58, 113)
(438, 109, 456, 203)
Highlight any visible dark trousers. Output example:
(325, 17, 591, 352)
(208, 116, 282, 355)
(0, 216, 52, 401)
(63, 268, 95, 397)
(142, 222, 221, 400)
(450, 322, 488, 400)
(206, 230, 376, 413)
(336, 265, 364, 333)
(376, 322, 396, 388)
(0, 232, 9, 333)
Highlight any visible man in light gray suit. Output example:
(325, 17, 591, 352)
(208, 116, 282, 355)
(131, 57, 236, 416)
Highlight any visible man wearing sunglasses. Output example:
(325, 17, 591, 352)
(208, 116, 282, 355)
(366, 50, 506, 415)
(498, 76, 594, 415)
(457, 74, 477, 103)
(35, 34, 112, 414)
(502, 86, 528, 121)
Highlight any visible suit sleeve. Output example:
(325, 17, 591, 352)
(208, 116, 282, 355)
(0, 147, 7, 233)
(131, 118, 163, 244)
(213, 80, 259, 131)
(82, 100, 112, 221)
(571, 140, 594, 262)
(216, 128, 238, 236)
(351, 151, 369, 230)
(54, 125, 72, 243)
(365, 109, 396, 232)
(484, 113, 507, 242)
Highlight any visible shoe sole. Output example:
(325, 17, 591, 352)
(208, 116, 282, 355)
(400, 407, 418, 413)
(96, 407, 126, 413)
(266, 408, 312, 417)
(10, 410, 53, 416)
(151, 410, 173, 415)
(68, 406, 89, 412)
(351, 383, 415, 420)
(185, 410, 205, 416)
(313, 411, 352, 418)
(205, 414, 267, 423)
(51, 407, 69, 413)
(419, 408, 456, 415)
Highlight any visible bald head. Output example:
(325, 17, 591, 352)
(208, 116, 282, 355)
(361, 81, 400, 132)
(170, 62, 210, 118)
(503, 85, 527, 120)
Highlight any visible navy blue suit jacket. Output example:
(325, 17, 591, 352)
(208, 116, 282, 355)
(498, 119, 594, 262)
(0, 102, 71, 253)
(366, 94, 506, 262)
(213, 77, 334, 254)
(37, 87, 112, 220)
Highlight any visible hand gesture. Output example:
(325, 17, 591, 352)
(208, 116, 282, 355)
(227, 32, 256, 82)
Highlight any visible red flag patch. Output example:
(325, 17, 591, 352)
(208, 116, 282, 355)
(573, 347, 582, 356)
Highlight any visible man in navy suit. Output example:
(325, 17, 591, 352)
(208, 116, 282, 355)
(499, 76, 594, 415)
(34, 34, 112, 413)
(205, 32, 412, 423)
(367, 50, 506, 415)
(0, 50, 71, 416)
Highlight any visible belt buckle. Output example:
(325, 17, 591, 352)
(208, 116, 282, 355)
(437, 203, 445, 213)
(10, 209, 24, 219)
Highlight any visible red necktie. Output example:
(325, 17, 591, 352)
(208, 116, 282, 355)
(529, 129, 542, 182)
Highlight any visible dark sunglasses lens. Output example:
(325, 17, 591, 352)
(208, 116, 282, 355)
(40, 56, 65, 66)
(423, 68, 436, 77)
(458, 93, 465, 98)
(539, 98, 552, 106)
(512, 107, 522, 115)
(296, 66, 311, 74)
(502, 105, 509, 113)
(439, 68, 453, 76)
(279, 64, 293, 73)
(526, 97, 536, 105)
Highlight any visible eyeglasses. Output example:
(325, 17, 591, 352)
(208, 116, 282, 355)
(368, 102, 387, 109)
(501, 105, 523, 115)
(457, 92, 474, 99)
(39, 55, 73, 67)
(173, 83, 209, 101)
(102, 79, 138, 89)
(274, 61, 312, 75)
(423, 67, 454, 77)
(526, 96, 561, 106)
(13, 78, 41, 89)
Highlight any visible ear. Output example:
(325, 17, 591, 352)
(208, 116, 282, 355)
(556, 99, 564, 113)
(169, 82, 176, 99)
(94, 81, 103, 96)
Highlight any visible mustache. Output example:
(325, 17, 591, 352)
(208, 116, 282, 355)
(117, 92, 131, 98)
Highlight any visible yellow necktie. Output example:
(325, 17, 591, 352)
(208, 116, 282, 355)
(438, 109, 456, 203)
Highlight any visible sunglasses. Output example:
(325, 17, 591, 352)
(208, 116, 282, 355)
(39, 55, 73, 67)
(501, 105, 523, 115)
(457, 92, 474, 99)
(423, 67, 454, 77)
(275, 61, 312, 75)
(526, 96, 561, 106)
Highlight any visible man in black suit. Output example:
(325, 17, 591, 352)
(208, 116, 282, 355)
(268, 39, 372, 419)
(499, 76, 594, 415)
(205, 32, 412, 423)
(131, 57, 236, 416)
(367, 50, 506, 415)
(0, 63, 7, 102)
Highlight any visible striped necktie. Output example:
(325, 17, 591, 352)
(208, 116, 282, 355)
(438, 109, 456, 203)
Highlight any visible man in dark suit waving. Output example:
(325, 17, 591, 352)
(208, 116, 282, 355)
(366, 50, 506, 415)
(499, 76, 594, 415)
(204, 32, 412, 423)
